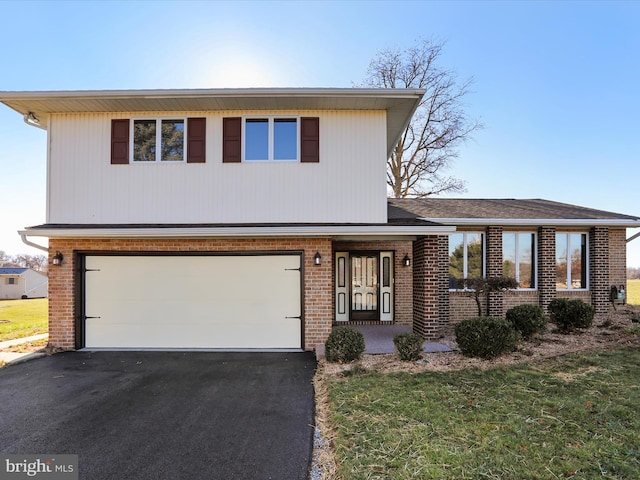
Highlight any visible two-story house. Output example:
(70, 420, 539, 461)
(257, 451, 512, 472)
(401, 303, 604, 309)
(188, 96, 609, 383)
(1, 88, 638, 352)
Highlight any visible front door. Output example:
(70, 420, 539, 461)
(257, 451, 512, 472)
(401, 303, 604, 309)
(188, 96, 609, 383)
(350, 254, 379, 321)
(335, 252, 394, 322)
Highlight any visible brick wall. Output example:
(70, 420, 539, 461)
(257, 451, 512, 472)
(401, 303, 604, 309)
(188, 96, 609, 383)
(413, 236, 448, 340)
(48, 237, 333, 351)
(446, 224, 623, 324)
(486, 226, 503, 317)
(609, 228, 627, 293)
(590, 227, 610, 315)
(502, 291, 539, 313)
(333, 240, 413, 325)
(437, 236, 449, 331)
(538, 226, 556, 312)
(449, 292, 483, 324)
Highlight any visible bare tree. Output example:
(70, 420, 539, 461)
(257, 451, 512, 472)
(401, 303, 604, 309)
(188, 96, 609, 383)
(359, 38, 481, 197)
(12, 254, 48, 274)
(465, 276, 518, 317)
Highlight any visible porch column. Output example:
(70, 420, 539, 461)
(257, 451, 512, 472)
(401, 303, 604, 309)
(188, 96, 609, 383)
(413, 236, 443, 340)
(486, 226, 503, 317)
(590, 227, 610, 315)
(538, 226, 556, 313)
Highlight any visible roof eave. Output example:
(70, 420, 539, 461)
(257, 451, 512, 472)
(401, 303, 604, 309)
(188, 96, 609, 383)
(0, 88, 426, 153)
(419, 217, 640, 227)
(19, 224, 455, 239)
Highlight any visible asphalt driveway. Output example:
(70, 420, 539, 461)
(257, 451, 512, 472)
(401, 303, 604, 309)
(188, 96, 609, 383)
(0, 351, 317, 479)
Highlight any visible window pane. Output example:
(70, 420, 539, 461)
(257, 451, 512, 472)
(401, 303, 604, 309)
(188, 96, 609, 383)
(466, 233, 483, 279)
(161, 119, 184, 161)
(449, 233, 465, 289)
(518, 233, 535, 288)
(245, 119, 268, 160)
(502, 233, 516, 279)
(556, 233, 568, 289)
(274, 118, 297, 160)
(337, 257, 345, 288)
(133, 120, 156, 162)
(570, 233, 586, 289)
(382, 256, 390, 288)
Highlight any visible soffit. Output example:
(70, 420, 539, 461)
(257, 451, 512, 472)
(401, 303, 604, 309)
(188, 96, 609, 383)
(0, 88, 425, 157)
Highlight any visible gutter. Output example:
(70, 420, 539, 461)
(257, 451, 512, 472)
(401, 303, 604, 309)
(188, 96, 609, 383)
(19, 233, 48, 252)
(19, 224, 456, 239)
(418, 217, 640, 227)
(627, 231, 640, 243)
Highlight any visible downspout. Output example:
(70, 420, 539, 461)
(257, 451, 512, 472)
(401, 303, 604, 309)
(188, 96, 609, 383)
(20, 233, 48, 253)
(19, 113, 47, 251)
(23, 112, 46, 130)
(626, 231, 640, 243)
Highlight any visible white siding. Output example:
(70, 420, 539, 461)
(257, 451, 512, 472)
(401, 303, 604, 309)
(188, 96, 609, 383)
(48, 111, 388, 224)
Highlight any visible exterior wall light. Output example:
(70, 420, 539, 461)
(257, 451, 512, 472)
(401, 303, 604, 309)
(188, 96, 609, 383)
(52, 251, 64, 266)
(403, 254, 411, 267)
(314, 251, 322, 265)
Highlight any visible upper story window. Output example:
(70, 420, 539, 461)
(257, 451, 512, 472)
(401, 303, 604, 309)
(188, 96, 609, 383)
(556, 232, 588, 290)
(222, 116, 319, 163)
(449, 232, 484, 289)
(133, 119, 185, 162)
(111, 118, 205, 165)
(503, 232, 536, 289)
(244, 117, 298, 161)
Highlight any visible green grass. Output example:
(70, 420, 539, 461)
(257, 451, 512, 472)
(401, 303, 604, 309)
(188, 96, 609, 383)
(326, 347, 640, 479)
(627, 279, 640, 305)
(0, 298, 48, 342)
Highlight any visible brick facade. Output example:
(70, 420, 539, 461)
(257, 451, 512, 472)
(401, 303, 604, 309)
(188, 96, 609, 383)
(47, 225, 628, 350)
(48, 237, 333, 351)
(538, 226, 556, 313)
(590, 227, 610, 315)
(413, 235, 448, 340)
(446, 225, 624, 326)
(609, 228, 627, 294)
(486, 226, 503, 317)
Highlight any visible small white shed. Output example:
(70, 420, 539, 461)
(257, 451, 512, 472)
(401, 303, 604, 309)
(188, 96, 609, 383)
(0, 268, 48, 299)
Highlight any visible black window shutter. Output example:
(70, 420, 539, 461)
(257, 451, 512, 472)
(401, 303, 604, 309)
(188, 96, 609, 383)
(300, 117, 319, 163)
(111, 119, 130, 164)
(187, 117, 206, 163)
(223, 117, 242, 163)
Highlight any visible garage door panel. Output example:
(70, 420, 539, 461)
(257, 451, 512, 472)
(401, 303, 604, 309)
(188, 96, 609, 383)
(86, 316, 301, 349)
(84, 255, 302, 349)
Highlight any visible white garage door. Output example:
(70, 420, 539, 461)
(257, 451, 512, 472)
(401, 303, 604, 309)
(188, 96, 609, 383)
(83, 255, 302, 349)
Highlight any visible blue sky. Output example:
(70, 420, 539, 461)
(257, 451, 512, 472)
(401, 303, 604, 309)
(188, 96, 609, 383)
(1, 0, 639, 265)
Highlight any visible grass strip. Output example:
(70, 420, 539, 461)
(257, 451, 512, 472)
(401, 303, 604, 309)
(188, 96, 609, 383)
(326, 347, 640, 479)
(0, 298, 48, 341)
(627, 279, 640, 306)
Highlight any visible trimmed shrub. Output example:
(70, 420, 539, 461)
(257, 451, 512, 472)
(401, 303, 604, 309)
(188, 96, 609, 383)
(393, 332, 424, 361)
(506, 304, 547, 339)
(455, 317, 517, 359)
(325, 326, 365, 363)
(548, 298, 595, 333)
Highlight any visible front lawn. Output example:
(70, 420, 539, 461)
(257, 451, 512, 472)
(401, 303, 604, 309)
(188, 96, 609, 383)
(627, 279, 640, 305)
(0, 298, 48, 342)
(324, 347, 640, 479)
